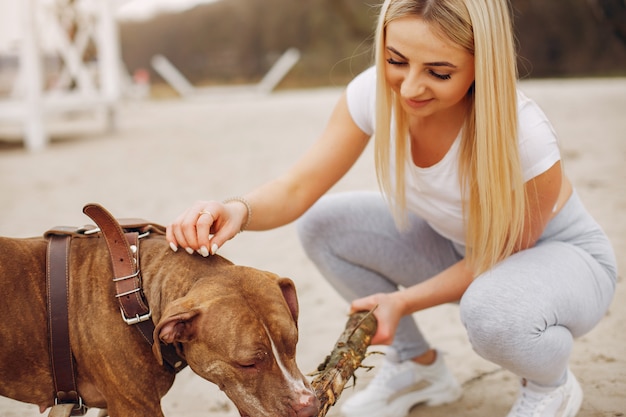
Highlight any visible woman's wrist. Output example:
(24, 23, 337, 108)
(222, 196, 252, 232)
(392, 289, 413, 317)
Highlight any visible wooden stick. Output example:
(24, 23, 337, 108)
(310, 309, 378, 417)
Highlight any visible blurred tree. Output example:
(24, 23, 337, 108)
(323, 0, 377, 39)
(586, 0, 626, 44)
(511, 0, 626, 77)
(119, 0, 626, 89)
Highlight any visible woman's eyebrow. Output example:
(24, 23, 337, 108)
(386, 46, 457, 68)
(386, 46, 408, 60)
(425, 61, 458, 68)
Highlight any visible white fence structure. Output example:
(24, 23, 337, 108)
(0, 0, 121, 151)
(151, 48, 301, 99)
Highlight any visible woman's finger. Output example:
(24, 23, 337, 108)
(195, 209, 215, 256)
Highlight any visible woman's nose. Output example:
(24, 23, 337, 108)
(401, 70, 426, 98)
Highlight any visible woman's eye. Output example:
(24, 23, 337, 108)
(386, 58, 406, 66)
(429, 70, 451, 80)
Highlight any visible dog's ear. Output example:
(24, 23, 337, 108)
(278, 278, 299, 325)
(152, 309, 200, 365)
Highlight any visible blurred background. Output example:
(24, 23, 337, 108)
(116, 0, 626, 90)
(0, 0, 625, 151)
(0, 0, 624, 151)
(2, 0, 626, 93)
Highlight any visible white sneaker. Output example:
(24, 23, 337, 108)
(340, 349, 462, 417)
(506, 370, 583, 417)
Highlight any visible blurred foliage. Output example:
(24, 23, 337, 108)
(119, 0, 626, 89)
(587, 0, 626, 44)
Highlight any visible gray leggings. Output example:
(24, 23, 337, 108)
(297, 190, 617, 386)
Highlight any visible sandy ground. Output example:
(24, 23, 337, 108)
(0, 78, 624, 417)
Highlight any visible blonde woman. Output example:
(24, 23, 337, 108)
(167, 0, 617, 416)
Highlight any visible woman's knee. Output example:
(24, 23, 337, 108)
(459, 275, 535, 358)
(460, 275, 575, 384)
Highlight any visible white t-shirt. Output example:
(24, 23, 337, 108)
(346, 66, 561, 245)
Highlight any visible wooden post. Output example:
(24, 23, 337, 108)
(3, 0, 122, 151)
(96, 0, 121, 131)
(20, 0, 47, 152)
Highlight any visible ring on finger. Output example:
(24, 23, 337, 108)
(199, 209, 214, 220)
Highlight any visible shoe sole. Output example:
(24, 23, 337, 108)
(342, 383, 463, 417)
(562, 375, 583, 417)
(393, 382, 463, 414)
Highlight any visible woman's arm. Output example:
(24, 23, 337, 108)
(351, 160, 568, 345)
(241, 93, 371, 230)
(166, 92, 371, 254)
(516, 160, 568, 250)
(351, 258, 474, 345)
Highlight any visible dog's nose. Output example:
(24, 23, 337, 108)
(295, 393, 320, 417)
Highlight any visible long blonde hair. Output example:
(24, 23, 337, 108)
(373, 0, 524, 275)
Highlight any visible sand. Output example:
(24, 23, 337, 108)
(0, 77, 624, 416)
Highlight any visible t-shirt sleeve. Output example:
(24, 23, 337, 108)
(346, 66, 377, 136)
(517, 91, 562, 181)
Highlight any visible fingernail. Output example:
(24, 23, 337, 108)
(211, 243, 219, 255)
(199, 246, 209, 257)
(169, 242, 178, 252)
(185, 247, 194, 255)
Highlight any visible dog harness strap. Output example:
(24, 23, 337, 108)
(83, 203, 187, 373)
(47, 235, 87, 415)
(83, 204, 150, 321)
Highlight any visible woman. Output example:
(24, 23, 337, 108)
(166, 1, 617, 416)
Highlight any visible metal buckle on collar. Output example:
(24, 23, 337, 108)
(137, 230, 150, 239)
(79, 225, 100, 235)
(79, 226, 151, 239)
(54, 395, 88, 416)
(113, 271, 151, 325)
(112, 270, 141, 282)
(120, 308, 152, 325)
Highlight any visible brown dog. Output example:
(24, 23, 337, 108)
(0, 230, 319, 417)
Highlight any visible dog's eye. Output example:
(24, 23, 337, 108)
(236, 351, 268, 370)
(236, 362, 261, 374)
(238, 363, 256, 369)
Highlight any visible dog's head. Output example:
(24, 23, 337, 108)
(152, 267, 319, 417)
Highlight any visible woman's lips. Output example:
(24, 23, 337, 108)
(405, 97, 433, 109)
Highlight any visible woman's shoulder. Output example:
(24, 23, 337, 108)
(515, 88, 561, 181)
(346, 66, 377, 135)
(516, 88, 551, 127)
(347, 66, 376, 95)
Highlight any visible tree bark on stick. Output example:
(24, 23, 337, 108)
(310, 310, 378, 417)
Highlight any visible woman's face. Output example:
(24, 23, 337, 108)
(384, 16, 475, 120)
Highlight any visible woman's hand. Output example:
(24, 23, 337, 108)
(350, 292, 407, 346)
(166, 200, 248, 256)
